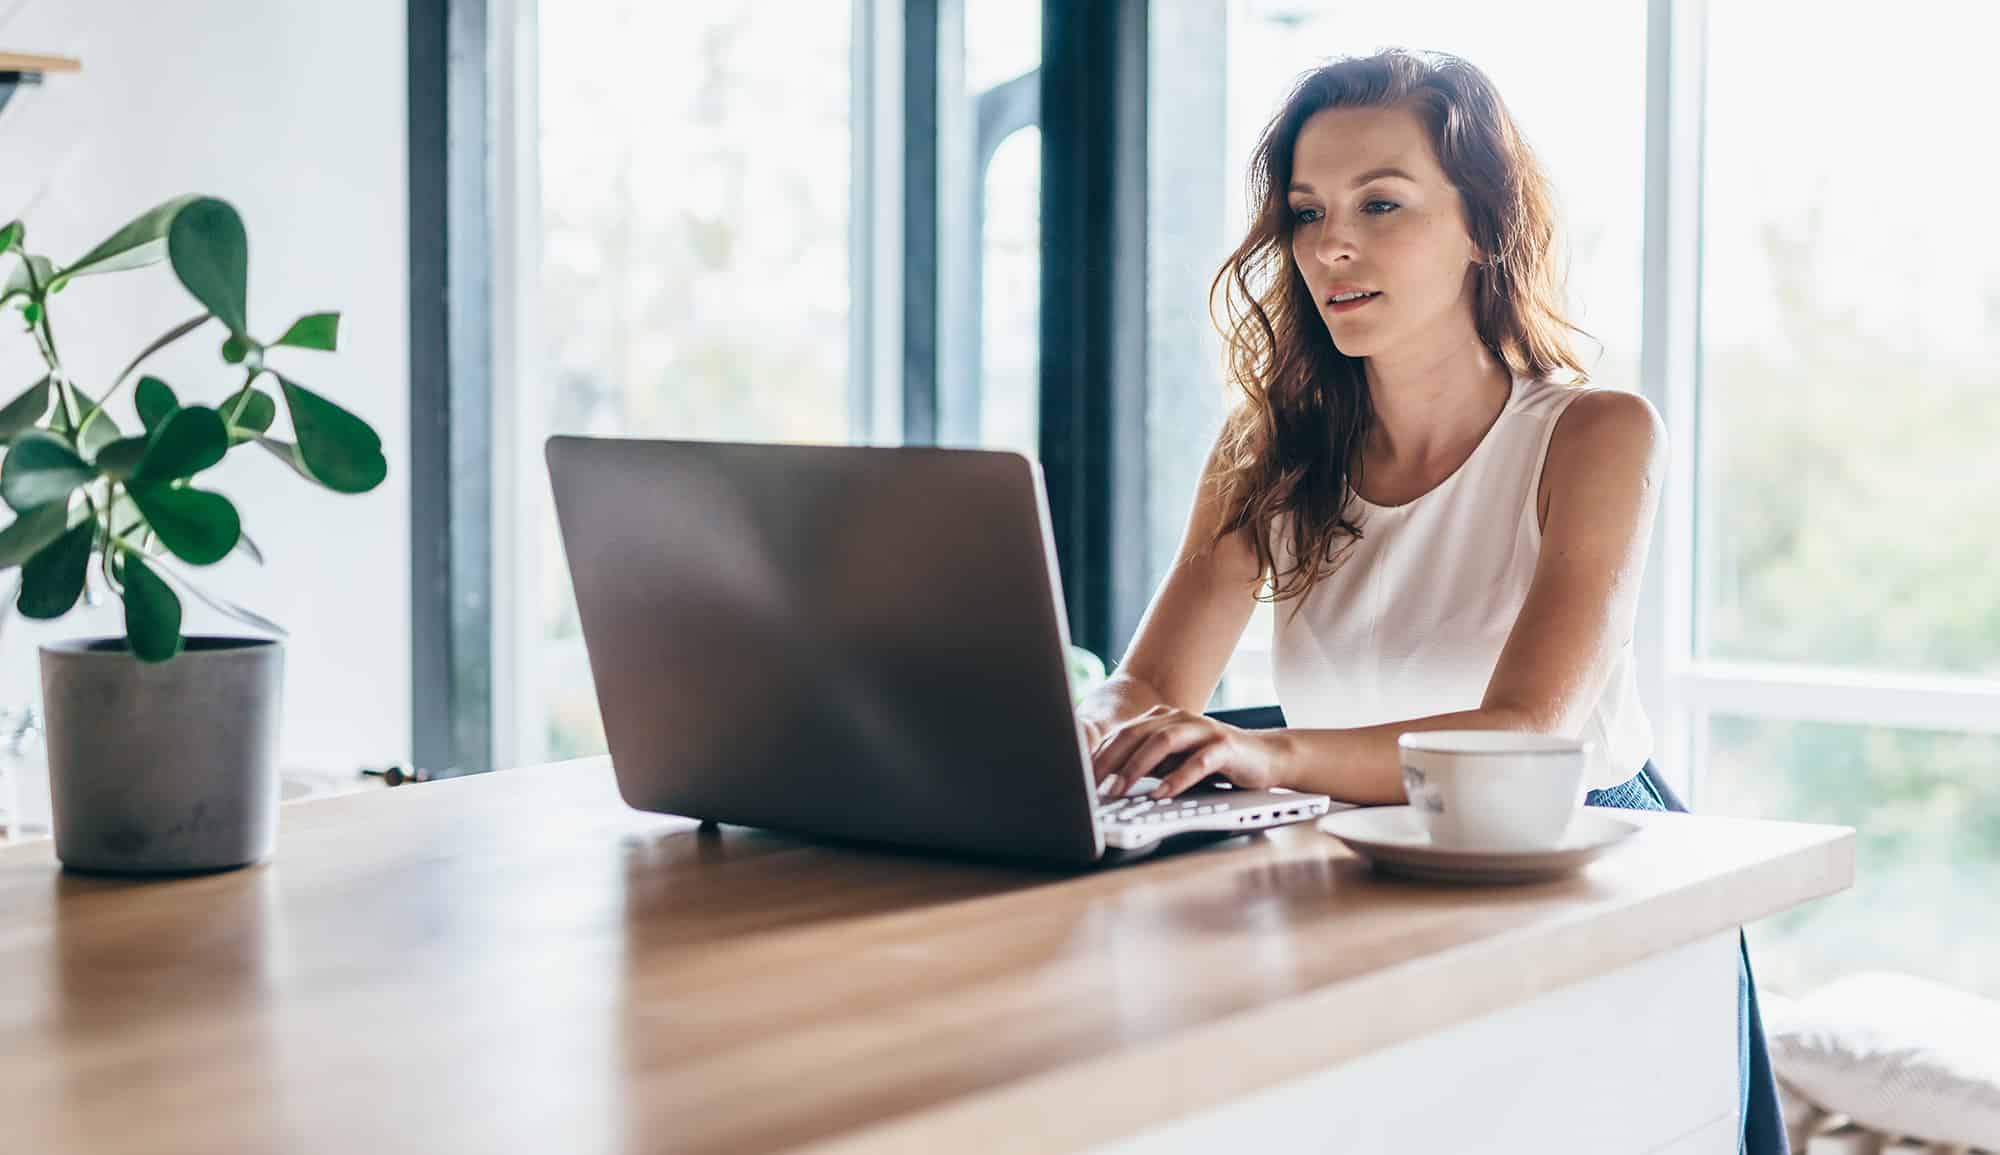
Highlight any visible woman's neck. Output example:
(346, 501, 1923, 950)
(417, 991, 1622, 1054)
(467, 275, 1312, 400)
(1360, 336, 1514, 469)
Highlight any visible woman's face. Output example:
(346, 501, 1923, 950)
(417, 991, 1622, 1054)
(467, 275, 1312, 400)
(1285, 101, 1482, 361)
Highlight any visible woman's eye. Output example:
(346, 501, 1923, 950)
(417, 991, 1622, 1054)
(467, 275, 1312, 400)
(1291, 205, 1323, 224)
(1363, 200, 1400, 215)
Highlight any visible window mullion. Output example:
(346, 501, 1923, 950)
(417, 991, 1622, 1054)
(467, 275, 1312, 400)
(1639, 0, 1709, 799)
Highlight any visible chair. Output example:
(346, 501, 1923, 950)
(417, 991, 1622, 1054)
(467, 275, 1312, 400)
(1204, 704, 1288, 732)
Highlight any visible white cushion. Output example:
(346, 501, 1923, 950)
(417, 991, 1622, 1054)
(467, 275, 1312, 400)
(1764, 971, 2000, 1151)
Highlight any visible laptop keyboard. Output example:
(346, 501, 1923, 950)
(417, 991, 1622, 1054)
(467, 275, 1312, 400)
(1095, 787, 1335, 851)
(1097, 794, 1236, 824)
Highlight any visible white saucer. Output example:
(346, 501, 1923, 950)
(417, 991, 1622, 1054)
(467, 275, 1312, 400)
(1316, 805, 1641, 884)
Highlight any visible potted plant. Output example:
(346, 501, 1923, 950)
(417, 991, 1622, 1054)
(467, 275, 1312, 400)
(0, 194, 386, 874)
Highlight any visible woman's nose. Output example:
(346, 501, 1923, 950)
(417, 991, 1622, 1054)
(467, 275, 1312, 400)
(1313, 219, 1356, 267)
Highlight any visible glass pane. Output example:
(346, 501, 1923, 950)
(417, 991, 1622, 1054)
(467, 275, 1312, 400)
(1699, 2, 2000, 676)
(979, 125, 1041, 461)
(1150, 1, 1647, 707)
(536, 0, 854, 758)
(962, 0, 1042, 457)
(965, 0, 1042, 93)
(1707, 715, 2000, 997)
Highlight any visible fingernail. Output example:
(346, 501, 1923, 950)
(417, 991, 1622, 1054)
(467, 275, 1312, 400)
(1096, 776, 1115, 796)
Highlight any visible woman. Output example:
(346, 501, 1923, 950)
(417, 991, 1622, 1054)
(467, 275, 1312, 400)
(1073, 50, 1786, 1154)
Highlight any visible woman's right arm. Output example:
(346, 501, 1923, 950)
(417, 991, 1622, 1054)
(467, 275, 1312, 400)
(1074, 437, 1265, 751)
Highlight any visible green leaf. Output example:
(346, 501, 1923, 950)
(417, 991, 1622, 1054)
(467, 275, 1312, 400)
(221, 335, 249, 364)
(254, 435, 314, 484)
(16, 519, 93, 619)
(120, 552, 183, 662)
(0, 500, 73, 568)
(3, 254, 55, 300)
(135, 376, 180, 432)
(76, 409, 123, 461)
(126, 482, 240, 566)
(106, 490, 143, 536)
(276, 376, 386, 493)
(53, 193, 202, 286)
(225, 389, 276, 441)
(0, 221, 21, 252)
(93, 436, 149, 479)
(0, 431, 96, 513)
(0, 377, 50, 442)
(166, 198, 248, 335)
(272, 312, 339, 352)
(133, 405, 228, 482)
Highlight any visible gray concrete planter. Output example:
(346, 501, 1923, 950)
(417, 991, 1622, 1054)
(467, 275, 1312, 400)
(39, 636, 283, 875)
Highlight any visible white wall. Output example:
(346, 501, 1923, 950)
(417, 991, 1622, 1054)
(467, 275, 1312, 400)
(0, 0, 410, 773)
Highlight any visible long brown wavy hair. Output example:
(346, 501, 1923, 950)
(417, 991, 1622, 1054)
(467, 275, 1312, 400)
(1208, 48, 1591, 606)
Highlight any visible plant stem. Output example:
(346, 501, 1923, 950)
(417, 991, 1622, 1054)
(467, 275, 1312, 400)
(25, 316, 53, 371)
(101, 533, 122, 598)
(35, 297, 61, 369)
(223, 368, 261, 425)
(21, 258, 62, 371)
(19, 261, 95, 429)
(80, 484, 117, 600)
(25, 317, 64, 397)
(80, 312, 210, 432)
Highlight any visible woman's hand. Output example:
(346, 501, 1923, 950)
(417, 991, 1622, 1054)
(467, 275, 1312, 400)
(1089, 706, 1285, 801)
(1077, 715, 1113, 757)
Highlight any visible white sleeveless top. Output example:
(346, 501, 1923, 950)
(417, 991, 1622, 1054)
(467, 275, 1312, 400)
(1269, 373, 1652, 791)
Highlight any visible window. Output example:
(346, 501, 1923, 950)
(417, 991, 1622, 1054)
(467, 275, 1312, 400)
(1692, 0, 2000, 988)
(1698, 2, 2000, 679)
(1149, 1, 1647, 708)
(959, 0, 1042, 458)
(508, 1, 1040, 764)
(974, 124, 1040, 460)
(523, 0, 858, 762)
(1707, 717, 2000, 998)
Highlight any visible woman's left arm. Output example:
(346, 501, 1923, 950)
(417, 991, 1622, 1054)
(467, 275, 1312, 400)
(1097, 390, 1668, 804)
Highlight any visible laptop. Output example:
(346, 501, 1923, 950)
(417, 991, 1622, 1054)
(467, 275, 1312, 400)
(545, 436, 1333, 866)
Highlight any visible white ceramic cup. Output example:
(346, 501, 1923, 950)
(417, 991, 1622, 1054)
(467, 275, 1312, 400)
(1397, 731, 1593, 852)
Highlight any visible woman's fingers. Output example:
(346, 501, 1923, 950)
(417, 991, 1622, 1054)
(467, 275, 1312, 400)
(1092, 716, 1177, 792)
(1090, 713, 1165, 784)
(1100, 721, 1208, 798)
(1150, 745, 1223, 800)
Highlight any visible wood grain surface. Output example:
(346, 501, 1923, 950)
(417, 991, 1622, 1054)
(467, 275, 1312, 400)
(0, 758, 1853, 1154)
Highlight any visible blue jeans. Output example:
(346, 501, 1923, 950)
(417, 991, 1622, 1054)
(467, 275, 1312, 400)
(1586, 764, 1789, 1155)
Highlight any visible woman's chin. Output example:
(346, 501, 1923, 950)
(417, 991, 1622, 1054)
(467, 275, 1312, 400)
(1324, 326, 1379, 359)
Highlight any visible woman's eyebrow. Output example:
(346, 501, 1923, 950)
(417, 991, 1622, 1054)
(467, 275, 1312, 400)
(1288, 166, 1418, 195)
(1348, 166, 1417, 187)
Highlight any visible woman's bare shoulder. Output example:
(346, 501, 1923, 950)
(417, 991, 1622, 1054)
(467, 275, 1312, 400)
(1537, 388, 1667, 524)
(1549, 387, 1666, 467)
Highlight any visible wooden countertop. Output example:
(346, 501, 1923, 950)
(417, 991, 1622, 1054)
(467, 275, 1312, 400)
(0, 758, 1853, 1155)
